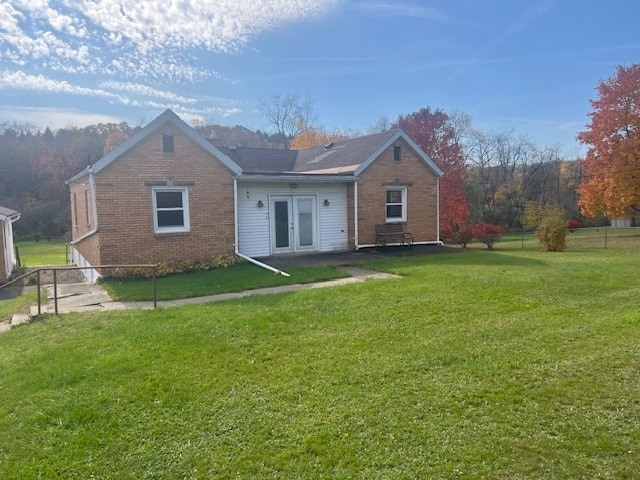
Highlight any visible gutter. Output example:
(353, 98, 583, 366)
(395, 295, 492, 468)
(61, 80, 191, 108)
(233, 178, 290, 277)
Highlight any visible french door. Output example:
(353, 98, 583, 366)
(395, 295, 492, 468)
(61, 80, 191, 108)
(270, 195, 317, 253)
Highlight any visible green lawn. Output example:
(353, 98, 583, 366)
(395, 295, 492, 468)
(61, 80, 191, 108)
(1, 249, 639, 478)
(0, 291, 37, 323)
(101, 263, 350, 301)
(15, 238, 67, 266)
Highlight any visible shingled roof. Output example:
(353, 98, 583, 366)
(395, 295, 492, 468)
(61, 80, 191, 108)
(215, 128, 442, 177)
(0, 206, 20, 221)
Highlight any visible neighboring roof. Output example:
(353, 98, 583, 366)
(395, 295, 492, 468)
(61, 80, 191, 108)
(0, 205, 20, 222)
(67, 109, 242, 184)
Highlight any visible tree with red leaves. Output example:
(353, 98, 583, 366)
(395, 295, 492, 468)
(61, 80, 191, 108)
(578, 64, 640, 222)
(394, 107, 470, 232)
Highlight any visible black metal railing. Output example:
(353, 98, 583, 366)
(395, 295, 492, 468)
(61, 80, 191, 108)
(0, 265, 158, 315)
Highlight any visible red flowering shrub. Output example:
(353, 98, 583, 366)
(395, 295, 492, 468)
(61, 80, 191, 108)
(472, 223, 504, 250)
(441, 224, 474, 248)
(567, 219, 581, 231)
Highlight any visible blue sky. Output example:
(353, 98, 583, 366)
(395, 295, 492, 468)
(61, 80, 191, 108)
(1, 0, 638, 154)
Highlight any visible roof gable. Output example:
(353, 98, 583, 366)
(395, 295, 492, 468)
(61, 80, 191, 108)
(353, 129, 444, 177)
(68, 109, 241, 184)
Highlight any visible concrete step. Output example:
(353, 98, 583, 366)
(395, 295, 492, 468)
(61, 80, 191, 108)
(10, 314, 30, 326)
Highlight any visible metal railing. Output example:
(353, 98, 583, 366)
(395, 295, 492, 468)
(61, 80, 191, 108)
(0, 264, 158, 315)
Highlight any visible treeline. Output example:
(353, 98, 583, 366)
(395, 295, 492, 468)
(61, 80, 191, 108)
(0, 121, 280, 240)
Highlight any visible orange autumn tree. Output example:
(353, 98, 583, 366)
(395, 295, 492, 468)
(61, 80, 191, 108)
(290, 127, 357, 150)
(578, 64, 640, 221)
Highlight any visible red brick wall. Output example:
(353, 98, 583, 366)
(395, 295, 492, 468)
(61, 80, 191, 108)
(92, 123, 236, 265)
(356, 138, 439, 246)
(69, 180, 96, 239)
(74, 232, 101, 267)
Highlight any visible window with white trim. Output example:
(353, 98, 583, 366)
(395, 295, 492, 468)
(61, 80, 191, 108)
(386, 187, 407, 222)
(152, 188, 190, 233)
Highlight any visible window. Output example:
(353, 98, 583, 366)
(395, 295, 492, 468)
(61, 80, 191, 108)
(386, 187, 406, 222)
(152, 188, 190, 233)
(163, 134, 174, 153)
(393, 145, 401, 161)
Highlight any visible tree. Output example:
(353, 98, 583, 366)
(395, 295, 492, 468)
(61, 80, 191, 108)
(258, 92, 318, 149)
(290, 126, 359, 150)
(394, 107, 470, 231)
(577, 64, 640, 221)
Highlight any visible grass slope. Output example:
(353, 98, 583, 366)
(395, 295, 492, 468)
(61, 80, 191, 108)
(1, 249, 639, 478)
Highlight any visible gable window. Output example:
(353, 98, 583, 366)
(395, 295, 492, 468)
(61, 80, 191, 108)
(163, 134, 174, 153)
(152, 188, 190, 233)
(386, 187, 407, 222)
(393, 145, 401, 161)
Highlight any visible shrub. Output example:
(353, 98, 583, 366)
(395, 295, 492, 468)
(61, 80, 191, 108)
(441, 224, 474, 248)
(567, 219, 581, 231)
(104, 254, 240, 279)
(472, 223, 504, 250)
(538, 215, 568, 252)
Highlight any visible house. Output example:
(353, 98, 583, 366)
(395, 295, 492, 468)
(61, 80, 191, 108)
(0, 206, 20, 284)
(67, 109, 442, 278)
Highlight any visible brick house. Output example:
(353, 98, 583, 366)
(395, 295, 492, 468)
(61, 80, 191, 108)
(67, 109, 442, 277)
(0, 205, 20, 283)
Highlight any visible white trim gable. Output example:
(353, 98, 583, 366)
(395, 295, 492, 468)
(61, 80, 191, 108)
(353, 130, 444, 178)
(67, 109, 241, 184)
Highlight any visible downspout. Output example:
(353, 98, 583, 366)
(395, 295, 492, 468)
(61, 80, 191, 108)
(436, 176, 442, 245)
(233, 178, 289, 277)
(70, 170, 99, 245)
(354, 180, 359, 250)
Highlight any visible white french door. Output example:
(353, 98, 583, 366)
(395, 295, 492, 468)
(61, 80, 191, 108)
(270, 195, 317, 254)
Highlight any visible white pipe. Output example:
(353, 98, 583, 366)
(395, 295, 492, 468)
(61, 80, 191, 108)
(233, 178, 239, 251)
(354, 180, 359, 250)
(436, 176, 440, 242)
(236, 252, 290, 277)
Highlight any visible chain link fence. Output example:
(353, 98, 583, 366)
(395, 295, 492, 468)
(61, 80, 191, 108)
(500, 227, 640, 252)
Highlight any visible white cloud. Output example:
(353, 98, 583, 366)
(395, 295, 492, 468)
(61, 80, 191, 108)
(99, 81, 198, 104)
(0, 106, 125, 130)
(0, 70, 242, 119)
(68, 0, 337, 53)
(0, 1, 337, 82)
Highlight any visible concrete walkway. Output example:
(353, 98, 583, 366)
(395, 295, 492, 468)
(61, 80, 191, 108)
(33, 266, 400, 315)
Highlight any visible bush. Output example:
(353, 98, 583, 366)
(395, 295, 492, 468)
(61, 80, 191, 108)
(538, 215, 568, 252)
(567, 219, 581, 231)
(441, 224, 473, 248)
(103, 254, 240, 279)
(472, 223, 504, 250)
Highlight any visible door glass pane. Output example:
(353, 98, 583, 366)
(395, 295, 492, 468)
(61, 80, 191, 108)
(297, 198, 313, 247)
(274, 201, 290, 248)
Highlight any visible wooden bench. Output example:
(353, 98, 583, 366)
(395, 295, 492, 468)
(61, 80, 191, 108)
(375, 223, 414, 248)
